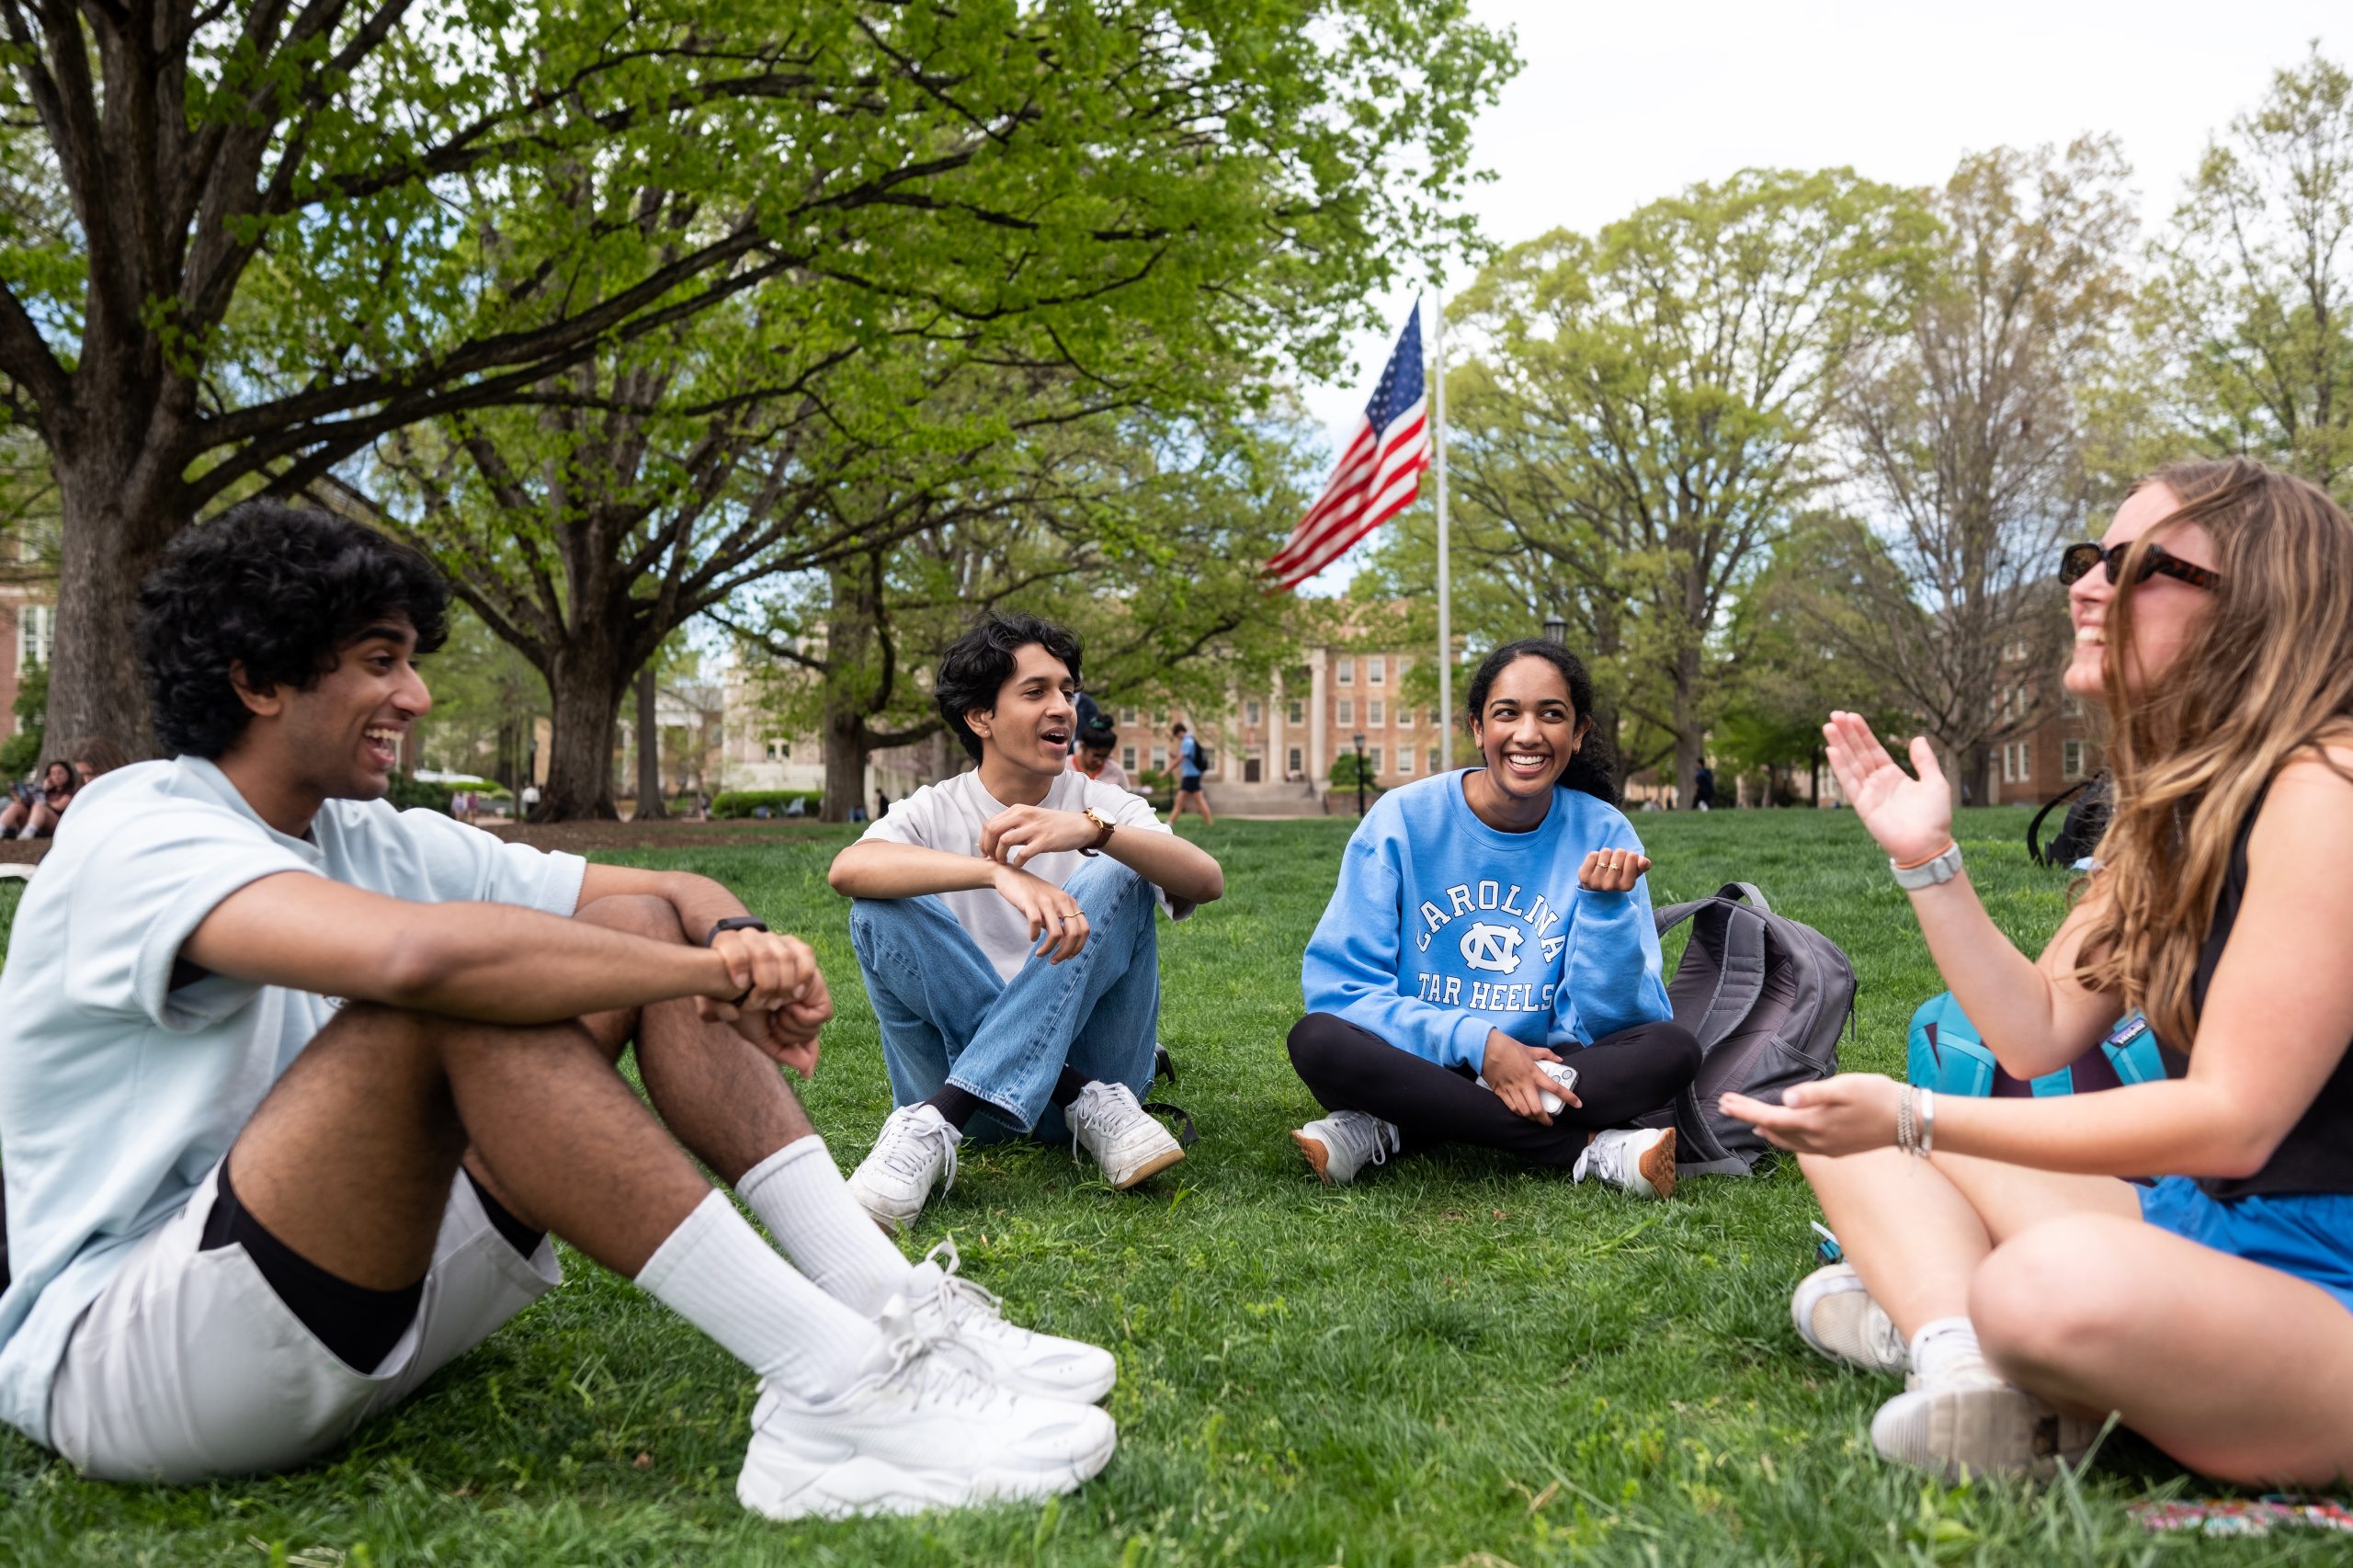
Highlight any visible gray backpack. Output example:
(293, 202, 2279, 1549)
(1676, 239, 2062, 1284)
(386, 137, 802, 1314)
(1647, 881, 1856, 1176)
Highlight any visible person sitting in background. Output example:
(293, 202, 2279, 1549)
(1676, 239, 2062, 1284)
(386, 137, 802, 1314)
(68, 739, 129, 788)
(0, 760, 77, 840)
(1070, 715, 1132, 792)
(827, 613, 1224, 1231)
(1284, 639, 1699, 1199)
(1724, 459, 2353, 1488)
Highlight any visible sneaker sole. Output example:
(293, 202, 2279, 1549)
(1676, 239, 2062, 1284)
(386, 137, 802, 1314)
(1107, 1143, 1186, 1190)
(1638, 1127, 1677, 1199)
(1869, 1383, 2097, 1483)
(845, 1184, 919, 1238)
(1291, 1130, 1338, 1185)
(738, 1423, 1118, 1519)
(1791, 1266, 1907, 1376)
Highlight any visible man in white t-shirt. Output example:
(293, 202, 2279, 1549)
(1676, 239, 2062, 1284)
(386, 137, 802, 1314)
(829, 614, 1226, 1231)
(0, 503, 1117, 1516)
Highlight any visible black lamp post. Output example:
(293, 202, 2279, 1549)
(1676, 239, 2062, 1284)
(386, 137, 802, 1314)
(1352, 732, 1368, 815)
(1542, 611, 1568, 645)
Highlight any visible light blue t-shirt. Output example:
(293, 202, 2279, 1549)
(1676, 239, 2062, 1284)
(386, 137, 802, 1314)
(1178, 734, 1201, 780)
(1301, 770, 1671, 1071)
(0, 757, 585, 1446)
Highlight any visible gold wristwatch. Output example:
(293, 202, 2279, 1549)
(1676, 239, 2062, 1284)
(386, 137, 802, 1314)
(1080, 805, 1117, 856)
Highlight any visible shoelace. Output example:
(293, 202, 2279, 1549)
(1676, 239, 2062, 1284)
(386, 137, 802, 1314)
(920, 1238, 1009, 1334)
(864, 1299, 1010, 1412)
(881, 1108, 959, 1196)
(1066, 1083, 1136, 1160)
(1346, 1115, 1394, 1170)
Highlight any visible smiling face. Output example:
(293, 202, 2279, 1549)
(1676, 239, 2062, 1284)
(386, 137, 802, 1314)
(41, 762, 73, 793)
(1470, 653, 1591, 804)
(239, 615, 433, 801)
(966, 642, 1077, 780)
(2066, 483, 2223, 701)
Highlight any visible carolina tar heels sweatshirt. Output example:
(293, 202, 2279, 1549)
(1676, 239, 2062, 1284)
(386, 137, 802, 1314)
(1301, 770, 1673, 1071)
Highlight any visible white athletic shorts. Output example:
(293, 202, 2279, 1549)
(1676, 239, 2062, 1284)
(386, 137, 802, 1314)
(47, 1159, 561, 1483)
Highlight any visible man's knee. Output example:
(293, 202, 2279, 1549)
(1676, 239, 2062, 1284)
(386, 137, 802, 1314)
(574, 892, 687, 944)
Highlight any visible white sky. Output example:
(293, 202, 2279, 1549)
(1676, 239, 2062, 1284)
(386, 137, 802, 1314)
(1292, 0, 2343, 589)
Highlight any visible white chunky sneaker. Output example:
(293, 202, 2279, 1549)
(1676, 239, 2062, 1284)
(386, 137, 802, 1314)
(1291, 1109, 1400, 1186)
(1067, 1081, 1186, 1189)
(1791, 1263, 1907, 1376)
(906, 1238, 1117, 1403)
(847, 1104, 963, 1234)
(1572, 1125, 1677, 1199)
(1475, 1058, 1581, 1115)
(736, 1299, 1117, 1519)
(1868, 1358, 2105, 1483)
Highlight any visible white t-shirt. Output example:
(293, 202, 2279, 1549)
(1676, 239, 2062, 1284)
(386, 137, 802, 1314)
(0, 757, 585, 1446)
(858, 767, 1188, 981)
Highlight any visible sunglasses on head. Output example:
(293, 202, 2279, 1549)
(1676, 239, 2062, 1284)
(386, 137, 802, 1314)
(2058, 540, 2222, 592)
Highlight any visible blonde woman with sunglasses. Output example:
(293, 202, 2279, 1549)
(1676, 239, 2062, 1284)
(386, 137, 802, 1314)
(1724, 459, 2353, 1487)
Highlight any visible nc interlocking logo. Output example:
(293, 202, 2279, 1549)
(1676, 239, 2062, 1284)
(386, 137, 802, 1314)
(1458, 921, 1524, 974)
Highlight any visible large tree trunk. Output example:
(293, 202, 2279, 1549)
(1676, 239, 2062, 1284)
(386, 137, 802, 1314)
(817, 559, 882, 824)
(44, 445, 182, 758)
(823, 707, 870, 824)
(633, 663, 667, 821)
(1671, 639, 1705, 808)
(540, 643, 627, 820)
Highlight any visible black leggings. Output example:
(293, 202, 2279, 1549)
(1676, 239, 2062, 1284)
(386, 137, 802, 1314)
(1287, 1012, 1701, 1169)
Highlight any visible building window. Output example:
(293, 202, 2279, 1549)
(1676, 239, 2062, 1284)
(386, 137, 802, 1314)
(1336, 699, 1353, 725)
(1427, 748, 1441, 773)
(1336, 655, 1355, 685)
(1368, 655, 1386, 685)
(1287, 745, 1304, 778)
(1368, 699, 1385, 726)
(1120, 706, 1139, 725)
(1369, 746, 1384, 775)
(1398, 704, 1414, 729)
(1245, 700, 1262, 726)
(2063, 739, 2086, 779)
(1397, 745, 1415, 777)
(2062, 690, 2083, 717)
(17, 603, 53, 667)
(1288, 699, 1305, 725)
(1427, 709, 1442, 728)
(1122, 745, 1138, 773)
(765, 740, 789, 761)
(1152, 746, 1167, 770)
(2001, 741, 2034, 784)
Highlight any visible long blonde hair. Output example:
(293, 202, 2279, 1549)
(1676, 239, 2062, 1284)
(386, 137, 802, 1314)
(2078, 458, 2353, 1050)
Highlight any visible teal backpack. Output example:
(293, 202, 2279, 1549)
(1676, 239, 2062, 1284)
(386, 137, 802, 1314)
(1907, 993, 2167, 1097)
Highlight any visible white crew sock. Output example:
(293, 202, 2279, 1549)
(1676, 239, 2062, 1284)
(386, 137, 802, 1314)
(738, 1136, 915, 1317)
(635, 1189, 884, 1400)
(1907, 1315, 1989, 1386)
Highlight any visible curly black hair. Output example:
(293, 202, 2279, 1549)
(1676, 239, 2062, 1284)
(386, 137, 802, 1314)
(136, 500, 450, 759)
(1463, 638, 1620, 806)
(934, 611, 1084, 762)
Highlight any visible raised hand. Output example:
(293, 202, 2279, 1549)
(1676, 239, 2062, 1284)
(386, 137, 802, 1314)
(1578, 847, 1652, 892)
(1822, 710, 1954, 864)
(978, 803, 1097, 867)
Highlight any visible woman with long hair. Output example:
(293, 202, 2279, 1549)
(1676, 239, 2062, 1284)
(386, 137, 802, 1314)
(0, 758, 76, 839)
(1284, 639, 1700, 1198)
(1725, 458, 2353, 1486)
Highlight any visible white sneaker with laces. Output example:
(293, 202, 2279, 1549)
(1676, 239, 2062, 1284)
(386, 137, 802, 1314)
(1067, 1081, 1186, 1188)
(1291, 1109, 1400, 1186)
(847, 1103, 963, 1234)
(1791, 1262, 1906, 1376)
(1868, 1353, 2104, 1482)
(736, 1298, 1117, 1519)
(905, 1238, 1117, 1403)
(1572, 1125, 1678, 1199)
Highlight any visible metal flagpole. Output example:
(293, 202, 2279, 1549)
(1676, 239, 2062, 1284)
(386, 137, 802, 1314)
(1433, 295, 1452, 769)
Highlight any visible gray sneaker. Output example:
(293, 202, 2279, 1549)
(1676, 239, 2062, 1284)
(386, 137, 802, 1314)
(1791, 1263, 1907, 1376)
(1869, 1365, 2106, 1482)
(1291, 1109, 1400, 1186)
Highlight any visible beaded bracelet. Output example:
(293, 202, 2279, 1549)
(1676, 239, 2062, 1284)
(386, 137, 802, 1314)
(1896, 1085, 1915, 1154)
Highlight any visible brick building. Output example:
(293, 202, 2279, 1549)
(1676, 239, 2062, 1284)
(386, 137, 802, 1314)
(1985, 640, 2100, 806)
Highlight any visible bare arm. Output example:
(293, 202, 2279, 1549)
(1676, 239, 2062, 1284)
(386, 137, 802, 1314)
(971, 805, 1224, 905)
(577, 861, 755, 943)
(1824, 711, 2116, 1076)
(827, 839, 1001, 900)
(1728, 751, 2353, 1179)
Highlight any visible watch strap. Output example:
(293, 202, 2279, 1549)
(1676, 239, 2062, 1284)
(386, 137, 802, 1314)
(1890, 841, 1963, 890)
(704, 915, 769, 948)
(1079, 805, 1116, 857)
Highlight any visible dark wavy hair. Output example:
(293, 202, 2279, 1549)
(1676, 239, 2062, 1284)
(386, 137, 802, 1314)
(935, 611, 1084, 762)
(137, 500, 450, 759)
(1463, 639, 1620, 805)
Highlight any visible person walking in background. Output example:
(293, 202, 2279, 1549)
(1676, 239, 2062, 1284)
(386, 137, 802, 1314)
(827, 614, 1224, 1231)
(1693, 761, 1715, 812)
(1168, 721, 1212, 828)
(1284, 640, 1699, 1199)
(1071, 715, 1133, 793)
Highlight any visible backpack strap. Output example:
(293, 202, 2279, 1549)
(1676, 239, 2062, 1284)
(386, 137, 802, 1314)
(2027, 779, 2092, 868)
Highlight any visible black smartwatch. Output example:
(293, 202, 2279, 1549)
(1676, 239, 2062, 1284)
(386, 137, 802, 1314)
(704, 916, 769, 1006)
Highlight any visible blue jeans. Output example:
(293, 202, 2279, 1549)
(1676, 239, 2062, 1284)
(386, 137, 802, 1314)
(847, 857, 1162, 1142)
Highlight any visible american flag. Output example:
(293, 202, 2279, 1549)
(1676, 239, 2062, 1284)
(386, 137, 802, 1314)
(1265, 304, 1431, 590)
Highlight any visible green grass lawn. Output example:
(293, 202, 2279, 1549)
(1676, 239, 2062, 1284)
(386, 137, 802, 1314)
(0, 812, 2334, 1564)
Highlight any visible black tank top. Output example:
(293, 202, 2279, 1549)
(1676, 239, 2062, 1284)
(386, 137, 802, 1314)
(2157, 784, 2353, 1199)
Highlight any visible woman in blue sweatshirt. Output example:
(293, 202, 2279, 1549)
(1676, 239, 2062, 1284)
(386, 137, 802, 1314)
(1287, 640, 1701, 1197)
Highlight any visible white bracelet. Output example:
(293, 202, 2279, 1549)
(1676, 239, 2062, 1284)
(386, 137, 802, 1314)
(1896, 1085, 1915, 1154)
(1918, 1086, 1936, 1157)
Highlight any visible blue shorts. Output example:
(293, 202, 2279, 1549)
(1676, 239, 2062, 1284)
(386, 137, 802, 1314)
(1178, 775, 1202, 794)
(2138, 1176, 2353, 1316)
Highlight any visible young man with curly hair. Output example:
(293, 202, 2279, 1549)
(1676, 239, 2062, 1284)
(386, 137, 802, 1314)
(828, 614, 1225, 1230)
(0, 503, 1116, 1517)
